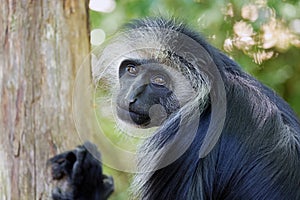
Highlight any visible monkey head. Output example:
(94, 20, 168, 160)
(115, 57, 196, 128)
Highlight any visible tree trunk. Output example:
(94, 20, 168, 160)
(0, 0, 90, 199)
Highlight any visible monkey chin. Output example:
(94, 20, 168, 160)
(116, 105, 169, 129)
(116, 106, 152, 128)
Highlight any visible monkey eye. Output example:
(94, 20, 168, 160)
(151, 75, 167, 87)
(126, 64, 139, 75)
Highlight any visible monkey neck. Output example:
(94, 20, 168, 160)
(133, 108, 214, 200)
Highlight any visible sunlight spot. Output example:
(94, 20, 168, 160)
(91, 29, 106, 46)
(89, 0, 116, 13)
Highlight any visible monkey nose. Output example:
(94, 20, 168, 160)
(124, 93, 137, 103)
(126, 84, 147, 103)
(129, 98, 137, 103)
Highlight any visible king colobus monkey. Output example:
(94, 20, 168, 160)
(50, 17, 300, 200)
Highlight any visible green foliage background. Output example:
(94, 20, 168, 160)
(89, 0, 300, 199)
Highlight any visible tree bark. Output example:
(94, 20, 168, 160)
(0, 0, 90, 199)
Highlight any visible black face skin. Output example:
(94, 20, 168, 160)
(116, 59, 180, 127)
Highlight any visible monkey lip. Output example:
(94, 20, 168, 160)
(116, 106, 151, 126)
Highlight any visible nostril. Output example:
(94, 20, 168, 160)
(129, 98, 137, 103)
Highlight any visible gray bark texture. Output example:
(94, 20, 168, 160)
(0, 0, 90, 199)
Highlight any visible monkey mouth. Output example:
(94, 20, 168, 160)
(129, 111, 151, 126)
(116, 106, 151, 127)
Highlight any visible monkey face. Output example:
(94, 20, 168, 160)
(116, 59, 180, 128)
